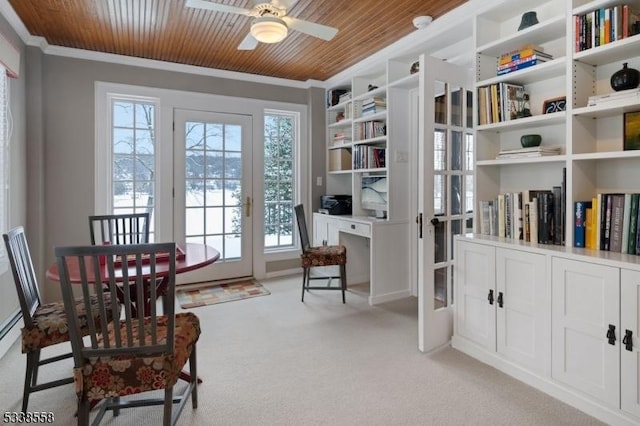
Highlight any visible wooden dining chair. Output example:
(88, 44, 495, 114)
(89, 212, 150, 245)
(294, 204, 347, 303)
(55, 242, 200, 426)
(3, 226, 119, 413)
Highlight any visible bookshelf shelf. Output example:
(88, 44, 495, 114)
(477, 111, 566, 131)
(477, 15, 566, 58)
(388, 73, 419, 89)
(476, 57, 567, 86)
(574, 35, 640, 66)
(328, 119, 353, 129)
(572, 100, 640, 118)
(353, 111, 387, 123)
(476, 155, 567, 166)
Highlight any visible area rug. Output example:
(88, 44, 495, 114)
(177, 278, 270, 308)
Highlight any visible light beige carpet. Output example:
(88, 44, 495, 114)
(0, 275, 604, 425)
(176, 278, 270, 308)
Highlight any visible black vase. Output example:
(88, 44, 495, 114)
(610, 63, 640, 91)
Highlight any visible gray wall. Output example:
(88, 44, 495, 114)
(26, 52, 326, 302)
(0, 15, 27, 333)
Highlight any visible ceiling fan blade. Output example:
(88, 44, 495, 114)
(282, 16, 338, 41)
(238, 33, 259, 50)
(271, 0, 299, 10)
(185, 0, 252, 16)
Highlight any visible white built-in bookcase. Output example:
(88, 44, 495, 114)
(474, 0, 640, 253)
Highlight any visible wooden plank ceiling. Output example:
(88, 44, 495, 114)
(8, 0, 467, 82)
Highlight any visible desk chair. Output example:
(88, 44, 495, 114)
(3, 226, 118, 413)
(294, 204, 347, 303)
(55, 242, 200, 426)
(89, 212, 150, 245)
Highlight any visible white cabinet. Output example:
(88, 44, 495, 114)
(312, 213, 338, 246)
(455, 240, 495, 350)
(551, 257, 620, 408)
(621, 269, 640, 418)
(454, 239, 547, 374)
(496, 247, 547, 375)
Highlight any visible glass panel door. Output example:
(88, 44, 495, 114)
(174, 109, 253, 283)
(418, 56, 473, 352)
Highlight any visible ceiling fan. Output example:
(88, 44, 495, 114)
(185, 0, 339, 50)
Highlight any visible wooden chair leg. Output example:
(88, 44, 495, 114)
(340, 264, 347, 304)
(22, 351, 37, 412)
(163, 387, 173, 426)
(190, 346, 198, 409)
(301, 268, 308, 302)
(77, 398, 90, 426)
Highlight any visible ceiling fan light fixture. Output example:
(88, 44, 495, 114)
(251, 17, 288, 43)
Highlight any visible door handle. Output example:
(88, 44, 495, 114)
(607, 324, 616, 345)
(497, 291, 504, 308)
(623, 329, 633, 351)
(416, 213, 423, 239)
(430, 217, 440, 226)
(488, 289, 494, 305)
(245, 196, 252, 217)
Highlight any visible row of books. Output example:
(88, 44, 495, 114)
(353, 145, 386, 170)
(479, 187, 565, 246)
(574, 193, 640, 254)
(497, 45, 552, 76)
(574, 4, 640, 52)
(327, 89, 349, 107)
(354, 120, 386, 141)
(361, 96, 386, 116)
(477, 82, 526, 125)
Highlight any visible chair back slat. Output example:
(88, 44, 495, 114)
(3, 227, 42, 328)
(89, 213, 150, 245)
(55, 242, 176, 364)
(294, 204, 311, 252)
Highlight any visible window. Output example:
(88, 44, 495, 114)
(264, 111, 297, 249)
(110, 98, 157, 240)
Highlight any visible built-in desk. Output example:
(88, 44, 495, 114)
(312, 213, 411, 305)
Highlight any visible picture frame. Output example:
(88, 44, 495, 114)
(542, 96, 566, 114)
(624, 111, 640, 151)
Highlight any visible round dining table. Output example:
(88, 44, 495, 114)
(47, 242, 220, 316)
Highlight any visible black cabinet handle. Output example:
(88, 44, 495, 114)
(607, 324, 616, 345)
(497, 292, 504, 308)
(351, 224, 355, 229)
(488, 289, 494, 305)
(623, 329, 633, 351)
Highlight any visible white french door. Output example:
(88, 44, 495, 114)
(417, 56, 474, 352)
(173, 109, 253, 283)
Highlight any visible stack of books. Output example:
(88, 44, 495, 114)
(331, 131, 351, 146)
(338, 91, 352, 104)
(496, 146, 560, 159)
(587, 87, 640, 107)
(361, 96, 386, 115)
(497, 45, 553, 76)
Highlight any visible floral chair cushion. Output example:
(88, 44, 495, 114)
(74, 312, 201, 402)
(300, 245, 347, 268)
(22, 293, 118, 353)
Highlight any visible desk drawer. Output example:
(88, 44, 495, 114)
(339, 221, 371, 238)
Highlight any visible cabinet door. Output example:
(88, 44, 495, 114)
(312, 214, 329, 246)
(454, 240, 496, 351)
(621, 269, 640, 418)
(551, 257, 620, 408)
(496, 248, 547, 375)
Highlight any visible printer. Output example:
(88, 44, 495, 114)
(319, 195, 352, 215)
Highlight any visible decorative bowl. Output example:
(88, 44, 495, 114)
(520, 134, 542, 148)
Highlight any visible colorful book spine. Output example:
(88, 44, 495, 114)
(574, 201, 590, 247)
